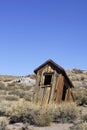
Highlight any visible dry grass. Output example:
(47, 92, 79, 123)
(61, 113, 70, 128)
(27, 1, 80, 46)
(46, 102, 79, 123)
(0, 73, 87, 128)
(5, 100, 79, 126)
(0, 100, 13, 116)
(73, 89, 87, 106)
(80, 122, 87, 130)
(0, 117, 9, 130)
(73, 122, 87, 130)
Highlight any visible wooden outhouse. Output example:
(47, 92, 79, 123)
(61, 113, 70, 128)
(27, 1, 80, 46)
(33, 59, 74, 105)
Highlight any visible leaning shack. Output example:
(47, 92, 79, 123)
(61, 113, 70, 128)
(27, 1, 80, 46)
(33, 59, 74, 105)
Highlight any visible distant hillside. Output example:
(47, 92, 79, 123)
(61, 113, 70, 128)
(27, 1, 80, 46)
(0, 74, 36, 102)
(0, 68, 87, 93)
(66, 68, 87, 90)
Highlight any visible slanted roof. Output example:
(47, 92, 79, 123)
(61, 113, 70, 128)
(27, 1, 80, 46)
(34, 59, 74, 88)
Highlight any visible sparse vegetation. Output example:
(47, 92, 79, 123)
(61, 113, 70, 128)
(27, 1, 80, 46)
(0, 82, 6, 90)
(73, 90, 87, 106)
(0, 101, 11, 116)
(0, 70, 87, 129)
(0, 117, 9, 130)
(46, 103, 79, 123)
(6, 100, 52, 126)
(34, 113, 52, 126)
(80, 122, 87, 130)
(82, 114, 87, 122)
(5, 95, 19, 101)
(5, 100, 79, 126)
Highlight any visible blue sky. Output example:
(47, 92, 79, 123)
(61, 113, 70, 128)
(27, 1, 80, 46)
(0, 0, 87, 75)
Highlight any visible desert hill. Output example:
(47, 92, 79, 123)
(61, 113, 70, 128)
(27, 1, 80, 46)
(0, 68, 87, 91)
(0, 68, 87, 104)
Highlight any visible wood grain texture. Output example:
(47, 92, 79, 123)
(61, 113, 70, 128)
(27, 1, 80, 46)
(55, 74, 64, 103)
(42, 87, 51, 106)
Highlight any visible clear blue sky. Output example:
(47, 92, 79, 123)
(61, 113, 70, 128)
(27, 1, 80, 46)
(0, 0, 87, 75)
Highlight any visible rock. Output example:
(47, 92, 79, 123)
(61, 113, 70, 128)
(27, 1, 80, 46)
(16, 77, 36, 86)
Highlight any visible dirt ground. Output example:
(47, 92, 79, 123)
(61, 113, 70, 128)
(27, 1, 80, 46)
(6, 123, 73, 130)
(33, 123, 73, 130)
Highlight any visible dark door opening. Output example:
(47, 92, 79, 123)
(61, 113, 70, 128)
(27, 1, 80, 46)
(62, 85, 67, 101)
(44, 75, 52, 85)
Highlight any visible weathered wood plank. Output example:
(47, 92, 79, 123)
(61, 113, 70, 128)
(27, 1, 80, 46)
(33, 73, 40, 103)
(55, 74, 64, 103)
(40, 86, 45, 104)
(65, 88, 71, 102)
(35, 85, 41, 104)
(71, 91, 75, 101)
(42, 87, 51, 105)
(49, 71, 57, 103)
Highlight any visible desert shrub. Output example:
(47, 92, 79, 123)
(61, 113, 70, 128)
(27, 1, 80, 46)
(8, 89, 25, 98)
(81, 76, 85, 81)
(0, 91, 7, 95)
(23, 94, 32, 101)
(0, 82, 6, 90)
(34, 113, 52, 126)
(8, 89, 21, 95)
(6, 83, 25, 91)
(18, 84, 33, 91)
(6, 101, 79, 125)
(46, 103, 79, 123)
(78, 95, 87, 106)
(7, 82, 16, 87)
(74, 92, 87, 106)
(70, 123, 87, 130)
(82, 114, 87, 122)
(79, 122, 87, 130)
(0, 94, 19, 102)
(0, 105, 6, 116)
(23, 85, 33, 91)
(0, 101, 11, 116)
(0, 95, 6, 101)
(7, 100, 39, 124)
(0, 117, 9, 130)
(7, 100, 51, 126)
(5, 95, 19, 101)
(15, 89, 25, 98)
(6, 84, 20, 90)
(8, 90, 18, 95)
(9, 112, 51, 126)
